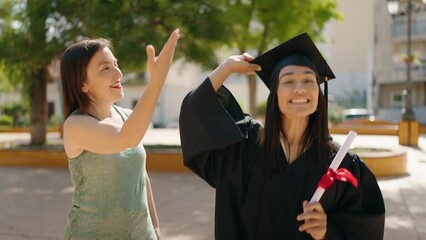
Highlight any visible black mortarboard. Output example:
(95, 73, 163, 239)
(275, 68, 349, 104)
(252, 32, 335, 90)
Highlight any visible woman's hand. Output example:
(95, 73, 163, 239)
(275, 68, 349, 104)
(297, 200, 327, 240)
(146, 29, 180, 87)
(209, 53, 261, 92)
(221, 53, 261, 75)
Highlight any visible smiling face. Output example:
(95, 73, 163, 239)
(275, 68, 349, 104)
(277, 65, 319, 121)
(82, 47, 124, 105)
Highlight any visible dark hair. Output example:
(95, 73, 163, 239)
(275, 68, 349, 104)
(258, 68, 331, 175)
(60, 38, 112, 118)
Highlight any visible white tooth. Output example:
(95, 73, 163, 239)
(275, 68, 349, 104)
(291, 99, 308, 103)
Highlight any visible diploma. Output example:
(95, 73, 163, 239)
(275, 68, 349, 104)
(309, 130, 358, 204)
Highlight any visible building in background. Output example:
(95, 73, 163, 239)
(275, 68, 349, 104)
(374, 0, 426, 124)
(321, 0, 375, 111)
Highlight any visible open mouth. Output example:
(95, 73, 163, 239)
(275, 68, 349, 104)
(290, 98, 309, 104)
(111, 82, 122, 89)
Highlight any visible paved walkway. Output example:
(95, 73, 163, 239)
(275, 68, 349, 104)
(0, 129, 425, 239)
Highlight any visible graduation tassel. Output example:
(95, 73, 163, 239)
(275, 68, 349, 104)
(324, 77, 328, 111)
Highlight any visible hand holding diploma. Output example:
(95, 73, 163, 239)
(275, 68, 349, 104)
(309, 130, 359, 204)
(298, 131, 359, 239)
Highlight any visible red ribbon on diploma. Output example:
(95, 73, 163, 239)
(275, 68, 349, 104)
(317, 168, 358, 190)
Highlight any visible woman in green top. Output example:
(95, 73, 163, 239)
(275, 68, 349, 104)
(60, 29, 180, 239)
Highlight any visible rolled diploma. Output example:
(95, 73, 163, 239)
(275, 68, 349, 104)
(309, 130, 358, 204)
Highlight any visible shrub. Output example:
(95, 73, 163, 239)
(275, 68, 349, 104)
(48, 114, 63, 127)
(256, 100, 267, 118)
(0, 115, 13, 126)
(328, 107, 344, 124)
(0, 102, 29, 127)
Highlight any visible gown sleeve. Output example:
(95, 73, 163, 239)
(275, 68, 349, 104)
(325, 153, 385, 240)
(179, 78, 250, 187)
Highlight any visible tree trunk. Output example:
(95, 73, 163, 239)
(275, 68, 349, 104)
(248, 74, 257, 117)
(30, 68, 47, 146)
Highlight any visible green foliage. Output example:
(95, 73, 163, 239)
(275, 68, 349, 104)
(0, 63, 16, 92)
(215, 0, 342, 116)
(0, 115, 13, 126)
(328, 107, 344, 124)
(0, 0, 341, 142)
(0, 0, 341, 91)
(219, 0, 342, 54)
(52, 0, 232, 71)
(0, 0, 234, 90)
(0, 0, 60, 85)
(17, 116, 30, 127)
(48, 114, 63, 127)
(256, 100, 267, 117)
(0, 0, 234, 144)
(0, 101, 29, 127)
(1, 101, 28, 116)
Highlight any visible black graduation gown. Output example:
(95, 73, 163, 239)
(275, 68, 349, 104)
(179, 78, 385, 240)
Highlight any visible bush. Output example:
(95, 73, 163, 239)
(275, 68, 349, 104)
(48, 114, 63, 127)
(1, 102, 28, 116)
(0, 115, 13, 126)
(17, 117, 30, 127)
(0, 102, 29, 127)
(256, 100, 267, 118)
(328, 107, 344, 124)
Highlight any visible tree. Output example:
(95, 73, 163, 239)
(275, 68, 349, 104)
(0, 0, 340, 145)
(0, 0, 231, 145)
(219, 0, 342, 116)
(53, 0, 231, 70)
(0, 0, 63, 145)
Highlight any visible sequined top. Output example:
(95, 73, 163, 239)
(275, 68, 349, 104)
(63, 106, 156, 240)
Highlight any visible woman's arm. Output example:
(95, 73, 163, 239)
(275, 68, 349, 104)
(208, 53, 261, 92)
(146, 173, 161, 240)
(64, 29, 180, 155)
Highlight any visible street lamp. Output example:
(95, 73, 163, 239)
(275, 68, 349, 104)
(387, 0, 426, 146)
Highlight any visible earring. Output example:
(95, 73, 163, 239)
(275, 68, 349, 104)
(82, 88, 88, 93)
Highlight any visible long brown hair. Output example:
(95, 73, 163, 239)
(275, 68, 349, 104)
(259, 69, 331, 175)
(60, 38, 112, 119)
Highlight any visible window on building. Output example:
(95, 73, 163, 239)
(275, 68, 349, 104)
(391, 92, 403, 107)
(390, 90, 416, 108)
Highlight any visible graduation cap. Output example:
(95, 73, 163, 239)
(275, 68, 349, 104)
(252, 32, 335, 90)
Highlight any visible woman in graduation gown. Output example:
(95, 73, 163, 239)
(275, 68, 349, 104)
(179, 33, 385, 240)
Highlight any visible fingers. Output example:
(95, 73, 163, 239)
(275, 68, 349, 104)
(303, 200, 324, 213)
(241, 52, 254, 62)
(222, 54, 261, 76)
(145, 29, 180, 82)
(158, 28, 180, 58)
(298, 217, 326, 240)
(298, 214, 326, 231)
(246, 63, 261, 74)
(297, 201, 325, 222)
(241, 53, 261, 73)
(146, 45, 155, 72)
(297, 201, 326, 239)
(303, 226, 326, 240)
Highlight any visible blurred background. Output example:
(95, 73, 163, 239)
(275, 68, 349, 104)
(1, 0, 425, 142)
(1, 0, 426, 239)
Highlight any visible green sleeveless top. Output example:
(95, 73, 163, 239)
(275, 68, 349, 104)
(63, 106, 156, 240)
